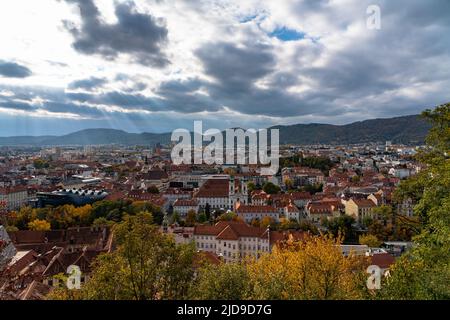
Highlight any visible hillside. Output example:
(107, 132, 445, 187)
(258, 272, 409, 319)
(0, 114, 430, 146)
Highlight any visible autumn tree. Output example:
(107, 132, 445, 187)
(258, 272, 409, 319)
(191, 263, 251, 300)
(247, 235, 369, 299)
(28, 219, 51, 231)
(80, 212, 196, 300)
(185, 210, 197, 226)
(284, 178, 294, 190)
(260, 216, 274, 228)
(359, 234, 382, 248)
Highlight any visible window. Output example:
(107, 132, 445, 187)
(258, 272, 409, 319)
(224, 242, 226, 247)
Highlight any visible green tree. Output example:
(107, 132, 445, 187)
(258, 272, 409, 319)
(381, 104, 450, 299)
(322, 215, 358, 243)
(359, 234, 382, 248)
(81, 212, 196, 300)
(263, 182, 281, 195)
(191, 263, 251, 299)
(247, 182, 257, 193)
(197, 212, 207, 223)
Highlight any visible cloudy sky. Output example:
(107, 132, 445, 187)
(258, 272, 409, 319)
(0, 0, 449, 136)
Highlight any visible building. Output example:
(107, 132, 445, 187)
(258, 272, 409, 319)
(0, 187, 29, 211)
(173, 199, 199, 217)
(284, 203, 301, 222)
(235, 203, 280, 223)
(0, 226, 113, 299)
(282, 167, 325, 187)
(193, 221, 304, 263)
(34, 188, 108, 207)
(290, 191, 312, 208)
(195, 178, 230, 210)
(194, 176, 248, 210)
(305, 202, 333, 223)
(305, 199, 342, 223)
(345, 198, 377, 222)
(0, 226, 17, 271)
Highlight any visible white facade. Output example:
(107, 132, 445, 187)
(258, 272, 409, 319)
(0, 189, 29, 211)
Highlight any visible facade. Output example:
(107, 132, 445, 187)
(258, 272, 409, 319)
(284, 203, 301, 221)
(194, 176, 248, 210)
(236, 203, 280, 223)
(193, 221, 304, 263)
(173, 198, 199, 217)
(345, 198, 377, 222)
(0, 187, 29, 211)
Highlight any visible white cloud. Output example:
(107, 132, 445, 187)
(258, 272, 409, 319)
(0, 0, 449, 135)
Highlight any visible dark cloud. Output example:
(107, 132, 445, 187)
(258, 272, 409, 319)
(0, 100, 36, 111)
(68, 77, 107, 90)
(0, 61, 32, 78)
(196, 42, 275, 93)
(193, 41, 334, 117)
(63, 0, 169, 67)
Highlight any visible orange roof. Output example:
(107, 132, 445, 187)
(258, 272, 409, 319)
(352, 198, 376, 207)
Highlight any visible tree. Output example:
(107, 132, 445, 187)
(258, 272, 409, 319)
(204, 203, 211, 221)
(171, 211, 181, 225)
(92, 217, 114, 227)
(80, 212, 196, 300)
(298, 221, 319, 234)
(263, 182, 281, 195)
(359, 234, 382, 248)
(380, 104, 450, 299)
(247, 182, 258, 193)
(191, 263, 251, 300)
(218, 211, 241, 222)
(28, 219, 51, 231)
(185, 210, 197, 227)
(260, 216, 274, 228)
(197, 212, 207, 223)
(322, 215, 358, 243)
(247, 235, 369, 299)
(284, 178, 294, 190)
(367, 220, 391, 241)
(33, 158, 49, 169)
(372, 205, 394, 224)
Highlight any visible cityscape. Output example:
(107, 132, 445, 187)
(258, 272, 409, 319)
(0, 0, 449, 308)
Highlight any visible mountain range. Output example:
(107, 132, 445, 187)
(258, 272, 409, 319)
(0, 114, 430, 147)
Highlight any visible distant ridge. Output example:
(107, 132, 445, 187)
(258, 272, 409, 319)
(0, 114, 430, 147)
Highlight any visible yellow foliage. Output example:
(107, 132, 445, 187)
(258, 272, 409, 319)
(246, 235, 369, 299)
(28, 219, 51, 231)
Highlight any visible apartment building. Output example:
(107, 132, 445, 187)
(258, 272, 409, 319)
(193, 221, 304, 263)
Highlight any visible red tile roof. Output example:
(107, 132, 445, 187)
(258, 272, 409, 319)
(370, 253, 395, 269)
(352, 198, 376, 207)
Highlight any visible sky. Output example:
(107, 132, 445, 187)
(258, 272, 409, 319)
(0, 0, 449, 136)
